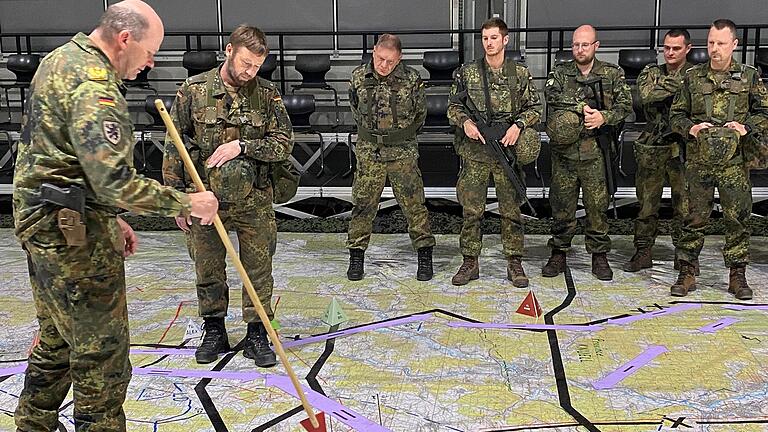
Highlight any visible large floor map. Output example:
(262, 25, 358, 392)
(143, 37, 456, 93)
(1, 229, 767, 431)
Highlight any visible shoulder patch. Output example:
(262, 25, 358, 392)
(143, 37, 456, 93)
(87, 67, 108, 81)
(102, 120, 121, 145)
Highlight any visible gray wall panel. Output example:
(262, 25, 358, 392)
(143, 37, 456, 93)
(337, 0, 451, 50)
(108, 0, 219, 50)
(526, 0, 655, 48)
(660, 0, 768, 45)
(221, 0, 333, 50)
(0, 0, 103, 52)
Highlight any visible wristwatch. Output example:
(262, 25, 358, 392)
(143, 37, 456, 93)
(744, 124, 752, 135)
(239, 141, 246, 155)
(514, 120, 525, 129)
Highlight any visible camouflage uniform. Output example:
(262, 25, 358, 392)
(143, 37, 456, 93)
(632, 62, 692, 249)
(346, 62, 434, 251)
(670, 59, 768, 267)
(12, 33, 191, 432)
(545, 59, 632, 253)
(447, 58, 542, 258)
(163, 67, 293, 322)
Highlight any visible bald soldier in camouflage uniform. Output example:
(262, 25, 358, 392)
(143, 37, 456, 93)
(542, 24, 632, 281)
(346, 34, 435, 281)
(12, 2, 219, 431)
(624, 29, 693, 273)
(163, 25, 293, 367)
(669, 19, 768, 299)
(448, 18, 542, 287)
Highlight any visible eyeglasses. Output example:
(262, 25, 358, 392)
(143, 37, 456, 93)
(572, 41, 597, 50)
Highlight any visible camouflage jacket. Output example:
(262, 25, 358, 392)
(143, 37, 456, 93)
(448, 57, 542, 163)
(636, 61, 693, 148)
(670, 59, 768, 162)
(545, 59, 632, 160)
(13, 33, 190, 244)
(162, 66, 293, 193)
(349, 62, 426, 162)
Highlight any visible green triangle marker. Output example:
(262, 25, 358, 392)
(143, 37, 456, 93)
(322, 297, 348, 326)
(271, 318, 281, 330)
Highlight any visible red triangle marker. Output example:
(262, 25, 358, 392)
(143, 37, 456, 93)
(300, 412, 327, 432)
(516, 290, 543, 318)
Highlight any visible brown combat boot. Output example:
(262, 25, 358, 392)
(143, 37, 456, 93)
(728, 265, 753, 300)
(542, 250, 566, 277)
(507, 257, 529, 288)
(674, 253, 700, 276)
(670, 260, 697, 297)
(623, 247, 652, 272)
(591, 253, 613, 281)
(452, 256, 479, 286)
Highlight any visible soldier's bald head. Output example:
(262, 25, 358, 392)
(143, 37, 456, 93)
(573, 25, 598, 42)
(98, 0, 164, 43)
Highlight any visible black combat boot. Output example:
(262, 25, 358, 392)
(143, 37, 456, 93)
(542, 250, 566, 277)
(623, 247, 652, 272)
(347, 249, 365, 281)
(195, 317, 230, 364)
(416, 247, 434, 281)
(591, 253, 613, 281)
(670, 260, 697, 297)
(728, 265, 753, 300)
(451, 256, 479, 286)
(507, 256, 529, 288)
(243, 322, 277, 368)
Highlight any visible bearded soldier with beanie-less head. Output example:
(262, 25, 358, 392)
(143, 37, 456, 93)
(12, 1, 218, 430)
(163, 25, 294, 367)
(542, 24, 632, 281)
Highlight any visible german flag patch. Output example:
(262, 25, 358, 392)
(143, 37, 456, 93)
(98, 97, 116, 107)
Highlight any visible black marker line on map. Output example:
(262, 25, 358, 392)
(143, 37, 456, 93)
(544, 266, 601, 432)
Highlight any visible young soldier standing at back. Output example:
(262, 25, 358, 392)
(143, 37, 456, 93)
(624, 29, 693, 273)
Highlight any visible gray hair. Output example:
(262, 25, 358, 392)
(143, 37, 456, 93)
(98, 3, 149, 41)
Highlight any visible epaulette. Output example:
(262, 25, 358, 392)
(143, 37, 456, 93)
(256, 76, 276, 89)
(187, 72, 209, 85)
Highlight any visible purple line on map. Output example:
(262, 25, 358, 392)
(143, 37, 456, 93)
(0, 363, 27, 377)
(282, 313, 433, 349)
(607, 303, 700, 325)
(698, 317, 740, 333)
(447, 322, 603, 331)
(266, 375, 392, 432)
(132, 367, 265, 381)
(130, 347, 196, 356)
(723, 304, 768, 311)
(592, 345, 668, 390)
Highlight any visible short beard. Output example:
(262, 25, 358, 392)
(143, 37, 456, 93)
(225, 61, 243, 87)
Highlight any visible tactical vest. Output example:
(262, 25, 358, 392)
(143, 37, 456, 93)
(356, 70, 422, 145)
(199, 72, 299, 204)
(695, 64, 749, 165)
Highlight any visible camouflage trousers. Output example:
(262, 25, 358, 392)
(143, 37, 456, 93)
(457, 157, 524, 258)
(633, 143, 687, 249)
(548, 153, 611, 253)
(346, 156, 435, 251)
(16, 214, 130, 432)
(676, 162, 752, 267)
(188, 189, 276, 322)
